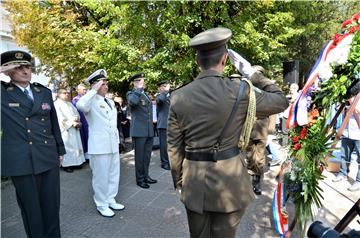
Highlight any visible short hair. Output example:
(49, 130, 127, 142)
(196, 52, 225, 70)
(77, 83, 87, 90)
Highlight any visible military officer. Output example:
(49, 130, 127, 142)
(1, 50, 65, 238)
(167, 28, 289, 238)
(246, 117, 270, 195)
(156, 80, 171, 170)
(126, 73, 157, 189)
(77, 69, 125, 217)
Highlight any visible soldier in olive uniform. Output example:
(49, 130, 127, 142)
(126, 73, 157, 189)
(1, 50, 65, 238)
(167, 28, 289, 238)
(156, 80, 171, 170)
(246, 117, 270, 195)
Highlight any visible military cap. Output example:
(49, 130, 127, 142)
(189, 27, 232, 57)
(157, 80, 169, 86)
(1, 50, 32, 66)
(129, 72, 145, 82)
(85, 69, 107, 84)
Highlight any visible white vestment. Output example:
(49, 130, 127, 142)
(54, 99, 85, 167)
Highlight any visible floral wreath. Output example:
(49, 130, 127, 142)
(273, 12, 360, 237)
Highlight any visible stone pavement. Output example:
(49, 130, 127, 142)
(1, 147, 359, 237)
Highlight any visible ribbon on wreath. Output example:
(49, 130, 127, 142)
(272, 164, 288, 236)
(286, 32, 355, 129)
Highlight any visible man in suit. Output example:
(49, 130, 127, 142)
(1, 50, 65, 238)
(126, 73, 157, 189)
(77, 69, 125, 217)
(156, 80, 171, 170)
(167, 28, 289, 238)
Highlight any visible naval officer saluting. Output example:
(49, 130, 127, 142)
(1, 50, 65, 238)
(77, 69, 125, 217)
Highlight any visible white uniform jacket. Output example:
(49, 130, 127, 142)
(77, 89, 119, 154)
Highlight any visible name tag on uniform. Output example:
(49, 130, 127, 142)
(100, 105, 106, 109)
(9, 103, 20, 107)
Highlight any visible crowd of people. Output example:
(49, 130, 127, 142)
(1, 26, 359, 238)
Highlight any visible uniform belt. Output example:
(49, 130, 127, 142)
(185, 147, 240, 162)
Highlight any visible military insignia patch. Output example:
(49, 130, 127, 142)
(15, 52, 24, 59)
(41, 103, 51, 110)
(9, 103, 20, 107)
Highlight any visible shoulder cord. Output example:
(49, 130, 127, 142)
(238, 79, 257, 150)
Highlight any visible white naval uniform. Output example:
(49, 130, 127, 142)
(76, 89, 120, 208)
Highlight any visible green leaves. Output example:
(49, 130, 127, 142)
(4, 0, 360, 96)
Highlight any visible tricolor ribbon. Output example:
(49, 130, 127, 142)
(286, 31, 353, 129)
(272, 165, 288, 236)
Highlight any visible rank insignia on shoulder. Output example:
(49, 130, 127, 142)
(6, 86, 14, 91)
(33, 87, 40, 92)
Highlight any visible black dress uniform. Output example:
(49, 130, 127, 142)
(126, 73, 156, 188)
(156, 80, 171, 170)
(1, 50, 65, 238)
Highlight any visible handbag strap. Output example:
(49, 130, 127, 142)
(212, 80, 246, 151)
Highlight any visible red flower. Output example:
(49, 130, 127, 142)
(293, 143, 301, 151)
(353, 13, 360, 21)
(349, 26, 355, 34)
(300, 127, 307, 139)
(342, 19, 352, 29)
(292, 136, 300, 143)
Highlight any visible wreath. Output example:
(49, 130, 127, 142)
(273, 12, 360, 237)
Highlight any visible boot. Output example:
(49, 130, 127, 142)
(252, 175, 262, 195)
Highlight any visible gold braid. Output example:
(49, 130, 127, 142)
(238, 79, 257, 150)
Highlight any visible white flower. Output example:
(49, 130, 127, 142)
(290, 171, 297, 181)
(318, 63, 333, 81)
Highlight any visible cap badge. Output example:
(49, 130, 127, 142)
(15, 52, 24, 59)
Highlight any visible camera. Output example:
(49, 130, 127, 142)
(307, 221, 360, 238)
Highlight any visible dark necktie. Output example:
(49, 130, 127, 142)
(24, 89, 33, 102)
(104, 98, 112, 109)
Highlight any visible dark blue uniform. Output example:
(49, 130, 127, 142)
(126, 88, 154, 185)
(156, 91, 170, 168)
(1, 81, 65, 238)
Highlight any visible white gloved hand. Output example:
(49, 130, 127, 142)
(228, 49, 255, 78)
(0, 64, 21, 73)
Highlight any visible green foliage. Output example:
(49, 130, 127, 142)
(4, 0, 359, 96)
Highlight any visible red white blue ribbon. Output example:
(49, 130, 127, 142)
(272, 165, 288, 236)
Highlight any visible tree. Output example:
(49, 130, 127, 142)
(3, 0, 359, 95)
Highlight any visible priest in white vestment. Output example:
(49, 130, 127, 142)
(54, 89, 85, 172)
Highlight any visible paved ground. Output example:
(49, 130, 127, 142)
(1, 144, 359, 237)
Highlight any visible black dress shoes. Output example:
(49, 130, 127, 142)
(145, 177, 157, 184)
(137, 182, 150, 189)
(63, 167, 74, 173)
(252, 175, 262, 195)
(161, 164, 170, 170)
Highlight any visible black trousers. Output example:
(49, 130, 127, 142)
(133, 137, 153, 183)
(11, 167, 61, 238)
(186, 208, 245, 238)
(158, 129, 169, 166)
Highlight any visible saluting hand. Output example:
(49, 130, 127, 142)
(92, 80, 104, 91)
(228, 49, 255, 78)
